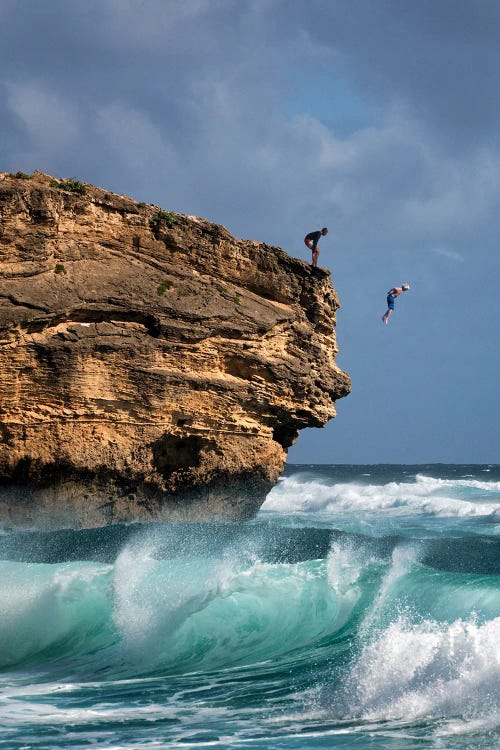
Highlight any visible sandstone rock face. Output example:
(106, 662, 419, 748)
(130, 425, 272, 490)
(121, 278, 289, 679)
(0, 171, 350, 529)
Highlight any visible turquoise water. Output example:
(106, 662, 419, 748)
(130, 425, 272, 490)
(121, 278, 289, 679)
(0, 465, 499, 749)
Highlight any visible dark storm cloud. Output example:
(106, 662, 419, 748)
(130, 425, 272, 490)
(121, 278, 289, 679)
(1, 0, 499, 264)
(1, 0, 498, 461)
(0, 0, 297, 215)
(0, 1, 498, 295)
(2, 0, 499, 244)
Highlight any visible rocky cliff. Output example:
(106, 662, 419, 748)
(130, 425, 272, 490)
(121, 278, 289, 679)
(0, 171, 350, 529)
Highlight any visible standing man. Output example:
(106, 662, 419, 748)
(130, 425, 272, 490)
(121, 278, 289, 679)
(304, 227, 328, 268)
(382, 284, 410, 324)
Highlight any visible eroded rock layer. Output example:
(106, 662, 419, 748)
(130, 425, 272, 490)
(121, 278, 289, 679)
(0, 171, 350, 528)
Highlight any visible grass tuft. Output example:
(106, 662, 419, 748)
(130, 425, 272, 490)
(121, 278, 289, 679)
(157, 279, 174, 295)
(150, 210, 177, 230)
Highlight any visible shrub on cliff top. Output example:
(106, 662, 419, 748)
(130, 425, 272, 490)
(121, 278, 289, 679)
(9, 171, 32, 179)
(50, 178, 87, 195)
(151, 210, 177, 228)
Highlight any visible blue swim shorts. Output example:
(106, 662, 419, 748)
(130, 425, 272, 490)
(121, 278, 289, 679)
(387, 295, 395, 310)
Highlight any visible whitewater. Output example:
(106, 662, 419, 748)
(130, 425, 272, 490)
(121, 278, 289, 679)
(0, 464, 499, 749)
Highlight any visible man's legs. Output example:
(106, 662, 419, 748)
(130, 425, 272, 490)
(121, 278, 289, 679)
(305, 238, 317, 267)
(382, 309, 393, 324)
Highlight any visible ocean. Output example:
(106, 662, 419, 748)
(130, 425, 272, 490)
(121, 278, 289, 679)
(0, 464, 499, 749)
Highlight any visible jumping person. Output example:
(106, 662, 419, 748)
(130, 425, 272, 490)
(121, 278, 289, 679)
(304, 227, 328, 268)
(382, 284, 410, 324)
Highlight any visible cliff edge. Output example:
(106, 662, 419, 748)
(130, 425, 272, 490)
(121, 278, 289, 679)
(0, 171, 350, 529)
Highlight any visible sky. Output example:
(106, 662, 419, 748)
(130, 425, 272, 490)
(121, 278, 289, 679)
(1, 0, 498, 464)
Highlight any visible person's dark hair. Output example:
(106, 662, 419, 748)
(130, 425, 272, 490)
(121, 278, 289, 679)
(322, 227, 328, 233)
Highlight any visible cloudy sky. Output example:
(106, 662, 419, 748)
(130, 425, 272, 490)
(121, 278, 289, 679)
(1, 0, 498, 463)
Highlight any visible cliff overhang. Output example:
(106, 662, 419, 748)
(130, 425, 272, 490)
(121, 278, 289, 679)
(0, 171, 350, 529)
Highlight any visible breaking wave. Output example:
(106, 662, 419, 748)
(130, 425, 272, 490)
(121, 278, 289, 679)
(0, 464, 499, 749)
(263, 471, 500, 520)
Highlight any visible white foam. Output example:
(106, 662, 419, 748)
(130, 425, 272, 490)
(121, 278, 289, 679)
(344, 614, 500, 731)
(262, 473, 500, 518)
(0, 698, 221, 727)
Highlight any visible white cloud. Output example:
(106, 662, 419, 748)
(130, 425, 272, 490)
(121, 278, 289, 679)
(429, 247, 464, 262)
(6, 81, 80, 149)
(95, 102, 174, 171)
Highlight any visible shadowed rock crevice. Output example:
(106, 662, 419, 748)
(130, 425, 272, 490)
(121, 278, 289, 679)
(152, 434, 211, 476)
(0, 171, 350, 529)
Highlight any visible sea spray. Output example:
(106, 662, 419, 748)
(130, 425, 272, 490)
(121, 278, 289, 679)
(113, 540, 223, 671)
(112, 525, 359, 674)
(0, 560, 113, 669)
(343, 614, 500, 735)
(358, 543, 421, 638)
